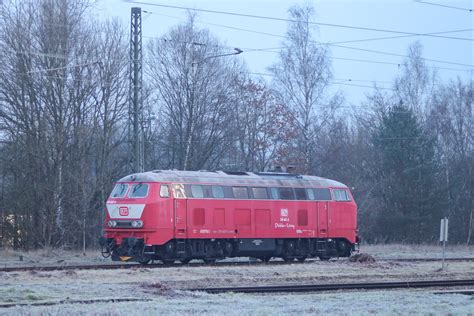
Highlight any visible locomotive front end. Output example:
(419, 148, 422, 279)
(100, 181, 153, 263)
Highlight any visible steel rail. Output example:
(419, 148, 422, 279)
(189, 279, 474, 294)
(0, 298, 151, 309)
(0, 257, 473, 272)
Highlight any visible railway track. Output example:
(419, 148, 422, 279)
(188, 279, 474, 294)
(1, 281, 472, 310)
(0, 257, 473, 273)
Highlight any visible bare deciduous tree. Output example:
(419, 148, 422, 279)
(146, 14, 242, 171)
(268, 4, 335, 173)
(0, 0, 129, 249)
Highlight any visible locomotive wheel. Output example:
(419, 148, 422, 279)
(138, 258, 151, 265)
(296, 256, 307, 262)
(258, 256, 271, 263)
(319, 255, 331, 261)
(162, 259, 175, 265)
(180, 258, 192, 264)
(282, 257, 294, 262)
(336, 240, 351, 257)
(203, 258, 216, 264)
(224, 242, 234, 256)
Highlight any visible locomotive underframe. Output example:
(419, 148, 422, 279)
(100, 237, 355, 264)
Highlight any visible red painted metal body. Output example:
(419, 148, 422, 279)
(104, 170, 357, 248)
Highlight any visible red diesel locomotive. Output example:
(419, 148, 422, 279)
(99, 170, 358, 264)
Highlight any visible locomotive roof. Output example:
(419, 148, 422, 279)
(117, 170, 348, 188)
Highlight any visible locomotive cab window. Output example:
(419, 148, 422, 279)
(172, 184, 186, 198)
(160, 184, 170, 198)
(110, 183, 128, 198)
(129, 183, 149, 198)
(333, 189, 351, 201)
(313, 188, 332, 201)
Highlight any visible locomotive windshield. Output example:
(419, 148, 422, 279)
(129, 183, 149, 198)
(110, 183, 128, 198)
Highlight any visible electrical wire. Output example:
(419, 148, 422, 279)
(142, 10, 474, 68)
(132, 1, 473, 41)
(414, 0, 473, 12)
(244, 72, 395, 90)
(244, 48, 472, 73)
(330, 28, 474, 45)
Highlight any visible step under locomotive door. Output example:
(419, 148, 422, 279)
(174, 199, 187, 237)
(317, 202, 329, 236)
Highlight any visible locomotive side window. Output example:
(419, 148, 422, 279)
(279, 187, 295, 200)
(333, 189, 351, 201)
(269, 187, 279, 199)
(295, 188, 308, 200)
(313, 188, 332, 201)
(252, 187, 268, 199)
(110, 183, 128, 198)
(306, 188, 315, 200)
(211, 185, 225, 198)
(160, 184, 170, 198)
(232, 187, 249, 199)
(172, 184, 186, 198)
(223, 186, 234, 198)
(191, 185, 204, 198)
(202, 186, 213, 198)
(129, 183, 149, 198)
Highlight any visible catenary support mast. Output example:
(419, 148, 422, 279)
(130, 7, 144, 172)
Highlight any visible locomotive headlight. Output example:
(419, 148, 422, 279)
(107, 220, 117, 228)
(131, 220, 143, 228)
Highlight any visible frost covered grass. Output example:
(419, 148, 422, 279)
(362, 243, 474, 259)
(0, 248, 109, 268)
(4, 290, 474, 315)
(1, 246, 473, 315)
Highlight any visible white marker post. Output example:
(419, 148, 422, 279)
(439, 217, 449, 269)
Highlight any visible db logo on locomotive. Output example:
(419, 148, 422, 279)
(119, 206, 129, 216)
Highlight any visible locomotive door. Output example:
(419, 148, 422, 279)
(317, 202, 329, 237)
(174, 199, 187, 237)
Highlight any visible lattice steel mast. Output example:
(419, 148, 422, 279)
(129, 7, 144, 172)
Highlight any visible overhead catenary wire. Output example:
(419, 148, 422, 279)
(329, 28, 474, 45)
(244, 47, 472, 73)
(132, 1, 473, 41)
(414, 0, 473, 12)
(244, 72, 396, 90)
(140, 9, 474, 69)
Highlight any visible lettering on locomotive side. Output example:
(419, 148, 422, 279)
(275, 222, 296, 229)
(212, 230, 235, 234)
(275, 208, 294, 229)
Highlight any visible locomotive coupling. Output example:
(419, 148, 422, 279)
(110, 237, 147, 262)
(99, 237, 115, 248)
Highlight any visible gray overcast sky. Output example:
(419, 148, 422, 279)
(97, 0, 473, 105)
